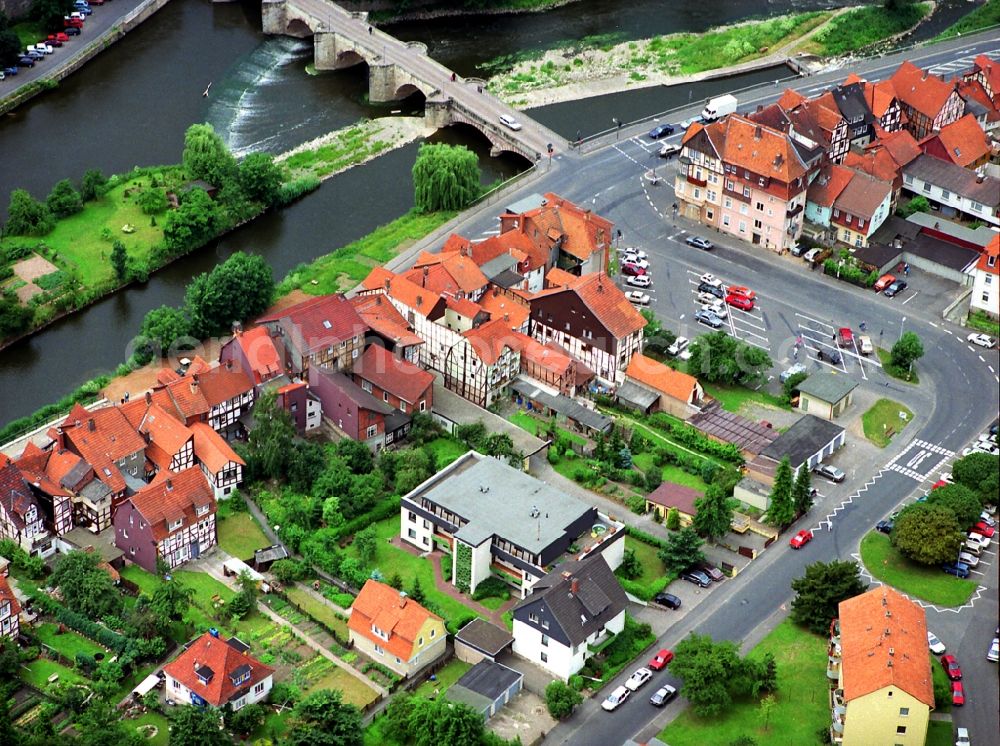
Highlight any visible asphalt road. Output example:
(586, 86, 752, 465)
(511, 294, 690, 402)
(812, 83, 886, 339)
(436, 29, 1000, 745)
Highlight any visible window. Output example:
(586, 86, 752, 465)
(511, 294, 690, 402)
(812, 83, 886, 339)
(418, 637, 423, 646)
(374, 645, 384, 656)
(383, 392, 389, 402)
(583, 329, 593, 339)
(541, 619, 549, 630)
(123, 529, 129, 539)
(724, 197, 732, 209)
(941, 189, 950, 200)
(430, 629, 436, 638)
(400, 402, 406, 413)
(693, 189, 701, 199)
(972, 201, 983, 212)
(899, 708, 909, 716)
(740, 203, 748, 215)
(896, 726, 906, 735)
(254, 682, 265, 695)
(988, 255, 996, 268)
(168, 518, 183, 532)
(408, 528, 416, 539)
(707, 190, 716, 201)
(738, 221, 747, 233)
(754, 219, 762, 230)
(361, 380, 372, 393)
(833, 208, 840, 218)
(858, 218, 865, 228)
(340, 340, 347, 348)
(983, 292, 990, 303)
(706, 209, 714, 220)
(743, 186, 750, 198)
(722, 215, 731, 227)
(855, 235, 863, 247)
(352, 349, 359, 359)
(903, 174, 913, 184)
(528, 612, 539, 624)
(419, 400, 426, 412)
(756, 202, 764, 211)
(409, 511, 417, 522)
(922, 182, 931, 193)
(540, 652, 548, 663)
(843, 231, 851, 242)
(367, 425, 378, 438)
(725, 179, 734, 191)
(541, 634, 549, 647)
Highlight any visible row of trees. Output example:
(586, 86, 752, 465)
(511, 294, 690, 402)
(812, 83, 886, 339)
(766, 457, 814, 529)
(3, 169, 108, 238)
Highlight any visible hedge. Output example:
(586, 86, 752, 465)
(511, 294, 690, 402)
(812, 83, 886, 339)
(0, 374, 111, 445)
(625, 525, 669, 551)
(617, 575, 671, 601)
(647, 413, 743, 464)
(332, 495, 401, 540)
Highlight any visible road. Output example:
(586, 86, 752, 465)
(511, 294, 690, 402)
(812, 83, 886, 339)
(410, 28, 1000, 745)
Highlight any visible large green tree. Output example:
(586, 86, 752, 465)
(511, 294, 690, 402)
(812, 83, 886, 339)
(403, 696, 484, 746)
(31, 0, 75, 32)
(669, 633, 766, 718)
(657, 526, 705, 574)
(766, 458, 795, 528)
(892, 502, 965, 565)
(239, 152, 284, 204)
(285, 689, 363, 746)
(182, 123, 238, 187)
(927, 483, 984, 528)
(243, 388, 295, 481)
(185, 251, 274, 338)
(412, 142, 481, 213)
(890, 331, 924, 371)
(110, 240, 129, 282)
(0, 293, 32, 340)
(687, 331, 772, 386)
(952, 452, 999, 503)
(79, 168, 109, 202)
(163, 188, 219, 254)
(790, 560, 867, 634)
(166, 706, 229, 746)
(149, 577, 195, 622)
(792, 465, 814, 517)
(50, 550, 122, 619)
(45, 179, 83, 219)
(4, 189, 53, 237)
(545, 680, 583, 720)
(137, 305, 191, 358)
(692, 485, 733, 541)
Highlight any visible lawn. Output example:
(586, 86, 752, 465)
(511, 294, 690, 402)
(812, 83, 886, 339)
(701, 382, 789, 414)
(660, 619, 829, 746)
(285, 584, 350, 641)
(860, 532, 977, 607)
(128, 711, 170, 746)
(861, 398, 914, 448)
(877, 348, 920, 384)
(930, 655, 952, 713)
(343, 516, 479, 626)
(622, 536, 666, 586)
(509, 410, 586, 445)
(413, 658, 471, 699)
(21, 658, 86, 689)
(632, 452, 708, 492)
(36, 622, 106, 659)
(216, 510, 271, 560)
(936, 0, 1000, 39)
(305, 666, 381, 707)
(926, 719, 954, 746)
(423, 436, 469, 469)
(805, 2, 931, 56)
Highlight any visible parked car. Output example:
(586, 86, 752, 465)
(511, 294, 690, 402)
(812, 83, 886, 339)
(725, 293, 754, 311)
(884, 280, 908, 297)
(817, 347, 842, 365)
(927, 631, 946, 655)
(624, 667, 653, 692)
(41, 35, 62, 46)
(64, 17, 84, 27)
(941, 561, 970, 579)
(780, 363, 807, 383)
(988, 638, 999, 663)
(680, 116, 702, 129)
(967, 531, 991, 549)
(48, 32, 69, 43)
(967, 333, 997, 349)
(873, 273, 896, 291)
(621, 263, 647, 277)
(972, 522, 995, 538)
(695, 308, 724, 328)
(626, 275, 651, 288)
(686, 236, 714, 250)
(699, 273, 723, 288)
(16, 56, 35, 67)
(653, 592, 682, 609)
(951, 680, 965, 706)
(648, 649, 674, 671)
(3, 66, 18, 76)
(622, 258, 649, 272)
(648, 123, 675, 139)
(814, 464, 845, 483)
(649, 685, 677, 707)
(836, 327, 854, 348)
(602, 685, 631, 711)
(875, 520, 893, 534)
(25, 48, 45, 59)
(957, 551, 979, 568)
(681, 569, 711, 587)
(697, 562, 724, 581)
(789, 529, 813, 549)
(658, 143, 681, 158)
(666, 336, 689, 358)
(955, 726, 971, 746)
(790, 242, 806, 257)
(727, 285, 755, 302)
(980, 511, 995, 527)
(623, 248, 648, 261)
(625, 290, 650, 306)
(63, 25, 81, 35)
(858, 334, 873, 355)
(498, 114, 522, 131)
(803, 248, 822, 263)
(941, 654, 962, 680)
(697, 281, 726, 299)
(963, 538, 983, 556)
(702, 301, 728, 319)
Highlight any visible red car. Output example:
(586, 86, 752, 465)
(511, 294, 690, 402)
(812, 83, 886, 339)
(931, 480, 948, 490)
(648, 649, 674, 671)
(727, 285, 756, 302)
(789, 529, 813, 549)
(42, 35, 62, 46)
(837, 327, 854, 348)
(951, 680, 965, 706)
(64, 17, 84, 27)
(972, 522, 995, 538)
(621, 263, 646, 277)
(940, 654, 962, 680)
(725, 293, 754, 311)
(48, 32, 69, 43)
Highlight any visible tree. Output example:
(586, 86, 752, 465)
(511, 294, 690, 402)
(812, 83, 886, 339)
(46, 179, 83, 218)
(665, 506, 681, 530)
(927, 483, 984, 528)
(657, 527, 705, 574)
(286, 689, 363, 746)
(149, 577, 194, 622)
(182, 123, 238, 187)
(271, 558, 308, 583)
(239, 152, 284, 204)
(287, 440, 327, 493)
(790, 559, 867, 634)
(670, 633, 743, 717)
(334, 438, 374, 475)
(185, 251, 274, 338)
(224, 702, 266, 737)
(354, 525, 378, 565)
(138, 305, 191, 358)
(408, 576, 426, 605)
(30, 0, 75, 32)
(163, 187, 219, 254)
(782, 371, 808, 403)
(757, 693, 777, 733)
(110, 240, 129, 282)
(766, 457, 795, 528)
(75, 700, 143, 746)
(687, 332, 772, 386)
(616, 548, 642, 580)
(244, 389, 295, 480)
(890, 331, 924, 371)
(0, 30, 20, 70)
(4, 189, 53, 237)
(50, 550, 122, 619)
(692, 485, 733, 541)
(0, 293, 32, 340)
(412, 142, 481, 213)
(79, 169, 109, 202)
(136, 187, 168, 215)
(545, 680, 583, 720)
(792, 466, 813, 517)
(403, 696, 484, 746)
(167, 706, 229, 746)
(892, 503, 965, 565)
(952, 452, 999, 501)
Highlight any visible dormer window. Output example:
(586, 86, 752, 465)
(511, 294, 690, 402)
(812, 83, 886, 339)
(196, 504, 210, 517)
(168, 518, 183, 532)
(371, 624, 390, 641)
(229, 664, 252, 687)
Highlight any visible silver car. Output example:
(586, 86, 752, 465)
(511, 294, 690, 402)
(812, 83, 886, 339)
(813, 463, 845, 483)
(695, 308, 724, 328)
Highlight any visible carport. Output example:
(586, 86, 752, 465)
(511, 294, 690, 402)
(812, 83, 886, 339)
(615, 380, 660, 415)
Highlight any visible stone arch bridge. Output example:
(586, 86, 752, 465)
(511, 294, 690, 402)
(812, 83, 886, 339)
(262, 0, 565, 161)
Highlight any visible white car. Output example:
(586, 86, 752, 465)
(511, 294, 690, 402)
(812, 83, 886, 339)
(699, 273, 723, 288)
(626, 275, 652, 288)
(624, 667, 653, 692)
(803, 248, 822, 263)
(958, 551, 980, 568)
(626, 290, 650, 306)
(498, 114, 523, 131)
(696, 291, 719, 305)
(624, 248, 648, 261)
(980, 511, 996, 527)
(702, 301, 728, 319)
(602, 685, 630, 711)
(967, 532, 991, 549)
(666, 336, 689, 357)
(927, 631, 946, 655)
(955, 726, 971, 746)
(988, 638, 999, 663)
(967, 333, 997, 349)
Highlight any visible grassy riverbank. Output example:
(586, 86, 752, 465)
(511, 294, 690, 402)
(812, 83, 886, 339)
(801, 2, 932, 56)
(935, 0, 1000, 39)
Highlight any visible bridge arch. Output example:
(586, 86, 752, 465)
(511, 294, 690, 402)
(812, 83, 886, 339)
(394, 83, 429, 101)
(285, 17, 313, 38)
(336, 49, 367, 68)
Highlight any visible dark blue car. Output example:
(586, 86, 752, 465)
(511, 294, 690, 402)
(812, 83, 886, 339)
(941, 561, 970, 578)
(3, 66, 17, 76)
(648, 123, 675, 139)
(17, 56, 35, 67)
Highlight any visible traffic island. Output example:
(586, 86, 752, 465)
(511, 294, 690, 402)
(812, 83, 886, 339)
(859, 532, 977, 607)
(861, 398, 913, 448)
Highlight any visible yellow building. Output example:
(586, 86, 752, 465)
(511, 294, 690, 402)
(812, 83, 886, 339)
(829, 587, 934, 746)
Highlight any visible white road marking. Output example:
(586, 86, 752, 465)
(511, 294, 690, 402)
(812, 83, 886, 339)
(795, 312, 833, 330)
(928, 321, 938, 328)
(901, 291, 918, 305)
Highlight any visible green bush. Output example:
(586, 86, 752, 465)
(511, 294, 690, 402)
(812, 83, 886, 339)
(472, 575, 511, 602)
(666, 507, 681, 531)
(626, 494, 647, 514)
(276, 176, 321, 206)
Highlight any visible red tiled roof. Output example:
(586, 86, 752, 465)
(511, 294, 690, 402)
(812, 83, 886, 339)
(60, 404, 146, 493)
(190, 422, 245, 473)
(137, 403, 192, 462)
(164, 377, 211, 422)
(874, 128, 922, 168)
(968, 54, 1000, 105)
(977, 234, 999, 276)
(549, 273, 647, 340)
(233, 326, 282, 383)
(127, 467, 215, 541)
(645, 482, 702, 514)
(348, 580, 442, 662)
(921, 113, 990, 168)
(13, 444, 71, 500)
(842, 148, 900, 186)
(257, 294, 367, 357)
(625, 354, 700, 403)
(889, 60, 956, 119)
(163, 632, 273, 708)
(838, 586, 934, 708)
(832, 170, 892, 221)
(361, 266, 395, 292)
(505, 193, 613, 263)
(194, 364, 253, 407)
(0, 462, 39, 531)
(120, 389, 182, 428)
(365, 270, 445, 317)
(776, 88, 806, 111)
(446, 296, 485, 320)
(545, 267, 578, 288)
(477, 230, 544, 272)
(476, 290, 530, 331)
(507, 333, 573, 376)
(403, 263, 461, 297)
(0, 574, 21, 619)
(807, 164, 855, 208)
(462, 318, 516, 365)
(352, 345, 434, 406)
(700, 115, 810, 184)
(956, 79, 1000, 121)
(863, 79, 898, 118)
(349, 294, 424, 348)
(441, 253, 489, 294)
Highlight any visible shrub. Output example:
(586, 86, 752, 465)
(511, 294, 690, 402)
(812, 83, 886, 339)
(545, 680, 583, 720)
(626, 494, 647, 514)
(666, 507, 681, 530)
(472, 575, 511, 602)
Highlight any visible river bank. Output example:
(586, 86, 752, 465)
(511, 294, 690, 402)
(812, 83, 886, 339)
(343, 0, 579, 24)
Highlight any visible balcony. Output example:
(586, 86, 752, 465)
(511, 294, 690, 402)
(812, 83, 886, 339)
(587, 629, 616, 655)
(547, 511, 626, 572)
(786, 204, 803, 218)
(687, 174, 707, 188)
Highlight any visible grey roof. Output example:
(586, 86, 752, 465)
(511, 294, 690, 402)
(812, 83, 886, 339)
(79, 478, 111, 504)
(511, 378, 612, 433)
(761, 415, 845, 468)
(320, 370, 393, 415)
(905, 212, 997, 248)
(384, 409, 412, 434)
(833, 170, 892, 220)
(491, 269, 526, 289)
(903, 154, 1000, 206)
(514, 553, 628, 647)
(503, 193, 546, 215)
(832, 83, 875, 128)
(455, 618, 515, 656)
(479, 255, 517, 280)
(796, 370, 859, 404)
(615, 380, 660, 411)
(453, 660, 522, 702)
(254, 544, 289, 565)
(446, 685, 493, 716)
(405, 451, 594, 555)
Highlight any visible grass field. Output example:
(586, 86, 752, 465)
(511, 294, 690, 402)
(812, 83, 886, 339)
(509, 411, 587, 445)
(623, 536, 667, 585)
(282, 122, 391, 180)
(660, 619, 829, 745)
(877, 348, 920, 384)
(805, 2, 931, 56)
(930, 655, 951, 713)
(216, 510, 271, 560)
(632, 452, 708, 492)
(413, 658, 471, 699)
(935, 0, 1000, 39)
(701, 382, 789, 414)
(21, 658, 86, 689)
(862, 398, 914, 448)
(306, 665, 381, 707)
(128, 711, 170, 746)
(926, 720, 955, 746)
(423, 436, 469, 469)
(860, 532, 977, 607)
(284, 585, 350, 641)
(35, 622, 106, 659)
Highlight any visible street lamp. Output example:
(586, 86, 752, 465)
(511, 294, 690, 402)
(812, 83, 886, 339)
(899, 316, 906, 341)
(612, 118, 620, 140)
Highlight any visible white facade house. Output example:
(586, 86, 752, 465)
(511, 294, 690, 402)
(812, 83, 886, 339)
(163, 631, 273, 711)
(971, 236, 1000, 318)
(902, 155, 1000, 227)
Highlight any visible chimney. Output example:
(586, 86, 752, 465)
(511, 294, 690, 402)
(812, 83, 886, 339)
(504, 313, 510, 322)
(87, 418, 95, 432)
(416, 295, 423, 307)
(55, 427, 65, 450)
(399, 591, 408, 608)
(384, 278, 391, 291)
(145, 391, 152, 405)
(190, 374, 199, 395)
(754, 125, 763, 141)
(570, 578, 579, 595)
(232, 321, 243, 337)
(225, 359, 233, 370)
(422, 266, 428, 287)
(166, 478, 173, 491)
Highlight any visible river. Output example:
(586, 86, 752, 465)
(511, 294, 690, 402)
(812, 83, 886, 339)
(0, 0, 979, 426)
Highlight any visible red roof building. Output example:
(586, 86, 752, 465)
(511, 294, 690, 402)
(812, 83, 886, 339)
(164, 631, 274, 710)
(971, 233, 999, 318)
(351, 344, 434, 415)
(0, 574, 20, 640)
(919, 113, 991, 169)
(349, 293, 424, 360)
(256, 294, 368, 376)
(888, 60, 966, 139)
(219, 326, 283, 385)
(55, 403, 147, 499)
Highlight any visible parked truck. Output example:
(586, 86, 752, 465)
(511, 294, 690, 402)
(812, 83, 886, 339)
(701, 94, 738, 122)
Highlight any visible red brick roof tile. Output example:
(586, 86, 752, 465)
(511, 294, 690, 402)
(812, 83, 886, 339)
(349, 294, 424, 348)
(534, 273, 646, 341)
(60, 404, 146, 494)
(127, 467, 215, 541)
(0, 575, 21, 620)
(807, 164, 855, 208)
(163, 632, 274, 708)
(476, 290, 530, 331)
(257, 294, 367, 358)
(352, 345, 434, 406)
(889, 60, 956, 119)
(977, 233, 999, 276)
(233, 326, 282, 383)
(348, 580, 442, 662)
(462, 318, 517, 365)
(921, 113, 990, 168)
(190, 422, 245, 473)
(625, 354, 701, 404)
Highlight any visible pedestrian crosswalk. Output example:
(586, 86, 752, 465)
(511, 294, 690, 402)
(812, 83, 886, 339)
(928, 48, 1000, 77)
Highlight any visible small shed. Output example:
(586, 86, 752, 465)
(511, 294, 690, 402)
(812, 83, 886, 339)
(795, 370, 859, 420)
(455, 618, 515, 664)
(446, 660, 523, 720)
(253, 544, 289, 571)
(733, 476, 772, 513)
(223, 558, 265, 587)
(644, 482, 703, 526)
